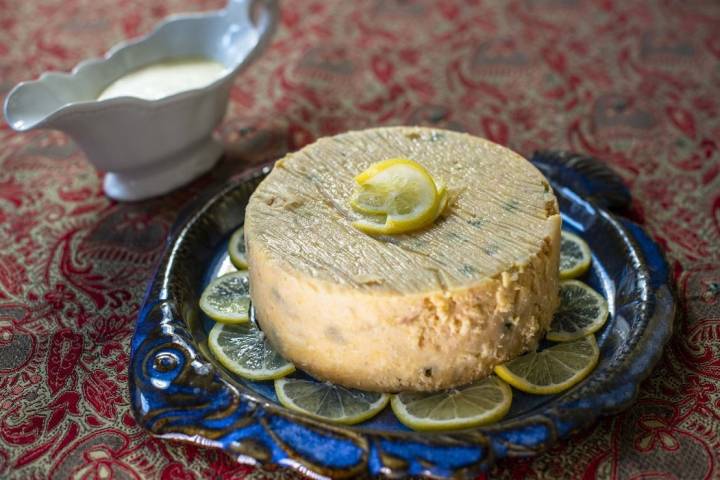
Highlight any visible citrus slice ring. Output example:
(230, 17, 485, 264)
(228, 226, 248, 270)
(199, 271, 251, 324)
(274, 377, 389, 425)
(352, 185, 449, 235)
(390, 376, 512, 431)
(350, 158, 443, 235)
(546, 280, 609, 341)
(209, 322, 295, 381)
(494, 335, 600, 395)
(559, 231, 592, 279)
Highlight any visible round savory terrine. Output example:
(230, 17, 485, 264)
(244, 126, 561, 392)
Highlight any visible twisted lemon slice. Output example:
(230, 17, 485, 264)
(350, 158, 444, 235)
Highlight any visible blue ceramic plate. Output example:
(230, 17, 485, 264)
(130, 151, 675, 478)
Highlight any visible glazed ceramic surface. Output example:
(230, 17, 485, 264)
(3, 0, 278, 201)
(130, 151, 675, 478)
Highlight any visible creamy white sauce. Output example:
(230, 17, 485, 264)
(97, 58, 227, 101)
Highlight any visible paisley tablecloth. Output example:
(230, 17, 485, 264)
(1, 0, 719, 478)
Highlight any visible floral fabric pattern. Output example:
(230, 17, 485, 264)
(1, 0, 719, 478)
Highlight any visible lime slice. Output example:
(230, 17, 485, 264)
(560, 231, 592, 279)
(208, 322, 295, 381)
(274, 377, 389, 425)
(350, 158, 442, 235)
(494, 335, 599, 395)
(390, 376, 512, 431)
(199, 271, 251, 324)
(228, 226, 248, 270)
(546, 280, 609, 342)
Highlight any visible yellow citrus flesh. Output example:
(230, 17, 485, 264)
(274, 377, 389, 425)
(199, 271, 251, 324)
(559, 231, 592, 280)
(546, 280, 609, 342)
(494, 335, 600, 395)
(208, 322, 295, 381)
(350, 158, 442, 235)
(390, 376, 512, 431)
(228, 226, 248, 270)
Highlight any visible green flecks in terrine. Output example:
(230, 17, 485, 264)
(461, 264, 478, 277)
(467, 218, 485, 228)
(502, 199, 519, 212)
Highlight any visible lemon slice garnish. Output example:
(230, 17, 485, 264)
(559, 231, 592, 279)
(351, 185, 448, 235)
(228, 226, 248, 270)
(434, 184, 449, 218)
(199, 271, 251, 324)
(209, 322, 295, 381)
(274, 377, 389, 425)
(546, 280, 609, 342)
(494, 335, 600, 395)
(390, 376, 512, 431)
(350, 158, 442, 235)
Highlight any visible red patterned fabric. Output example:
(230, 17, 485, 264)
(1, 0, 719, 478)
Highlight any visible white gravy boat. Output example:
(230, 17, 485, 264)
(4, 0, 278, 201)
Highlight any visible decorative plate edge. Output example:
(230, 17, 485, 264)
(129, 151, 675, 479)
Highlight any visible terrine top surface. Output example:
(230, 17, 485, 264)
(245, 126, 558, 294)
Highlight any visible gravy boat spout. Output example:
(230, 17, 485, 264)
(3, 0, 278, 202)
(4, 75, 84, 132)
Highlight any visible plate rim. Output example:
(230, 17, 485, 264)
(129, 150, 675, 478)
